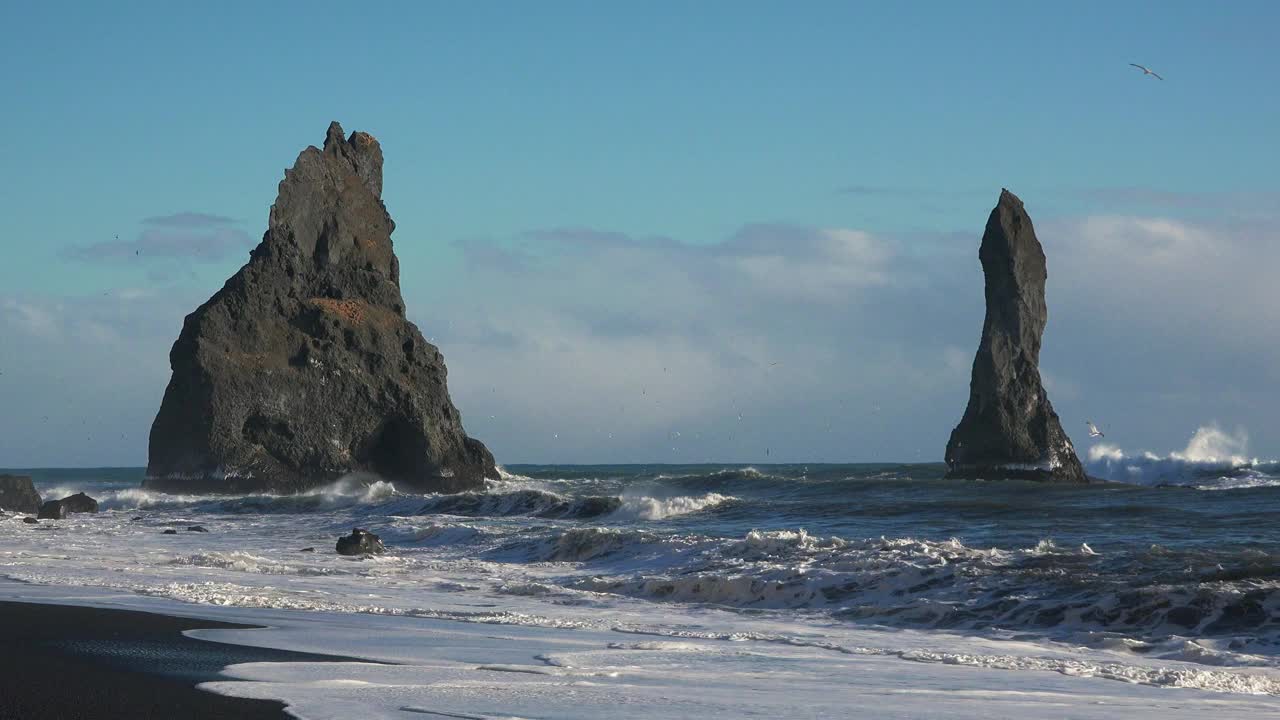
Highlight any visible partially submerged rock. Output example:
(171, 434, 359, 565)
(36, 500, 67, 520)
(145, 122, 497, 495)
(336, 527, 385, 556)
(36, 492, 100, 519)
(59, 492, 99, 514)
(22, 517, 38, 525)
(944, 190, 1087, 483)
(0, 474, 41, 514)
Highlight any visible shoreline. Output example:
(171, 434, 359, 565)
(0, 600, 359, 720)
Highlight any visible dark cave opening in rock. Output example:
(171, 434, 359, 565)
(367, 417, 429, 482)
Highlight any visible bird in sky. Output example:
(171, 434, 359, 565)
(1086, 421, 1105, 438)
(1129, 63, 1164, 80)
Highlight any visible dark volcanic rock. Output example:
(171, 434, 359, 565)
(22, 517, 38, 525)
(0, 474, 40, 514)
(944, 190, 1087, 484)
(36, 501, 67, 520)
(335, 528, 385, 556)
(58, 492, 99, 514)
(187, 525, 208, 533)
(36, 492, 99, 519)
(144, 122, 497, 495)
(162, 529, 178, 535)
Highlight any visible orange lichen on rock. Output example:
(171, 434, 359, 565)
(310, 298, 366, 323)
(308, 297, 396, 329)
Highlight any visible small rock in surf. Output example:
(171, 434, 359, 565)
(336, 528, 386, 556)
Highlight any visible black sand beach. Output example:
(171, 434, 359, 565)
(0, 600, 353, 719)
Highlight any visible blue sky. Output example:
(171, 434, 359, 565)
(1, 1, 1277, 466)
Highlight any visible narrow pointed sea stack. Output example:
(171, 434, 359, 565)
(146, 122, 497, 494)
(944, 190, 1087, 483)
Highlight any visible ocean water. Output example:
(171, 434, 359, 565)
(3, 446, 1280, 718)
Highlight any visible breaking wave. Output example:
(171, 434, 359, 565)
(609, 492, 736, 521)
(418, 489, 621, 519)
(488, 527, 669, 563)
(167, 551, 337, 576)
(416, 488, 733, 521)
(566, 530, 1280, 664)
(1086, 425, 1280, 489)
(14, 447, 1280, 681)
(48, 477, 410, 515)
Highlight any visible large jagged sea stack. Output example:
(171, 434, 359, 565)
(145, 123, 496, 494)
(944, 190, 1087, 483)
(0, 474, 41, 514)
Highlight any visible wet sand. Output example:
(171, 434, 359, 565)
(0, 600, 357, 719)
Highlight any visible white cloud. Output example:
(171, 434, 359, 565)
(0, 290, 188, 466)
(2, 298, 62, 340)
(423, 211, 1280, 462)
(418, 222, 976, 462)
(1044, 214, 1280, 346)
(727, 227, 891, 303)
(2, 206, 1277, 467)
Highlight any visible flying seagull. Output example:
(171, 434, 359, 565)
(1086, 420, 1105, 438)
(1129, 63, 1163, 80)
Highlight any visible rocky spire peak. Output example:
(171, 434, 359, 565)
(944, 190, 1087, 483)
(145, 123, 495, 494)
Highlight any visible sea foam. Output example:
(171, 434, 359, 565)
(1086, 425, 1279, 489)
